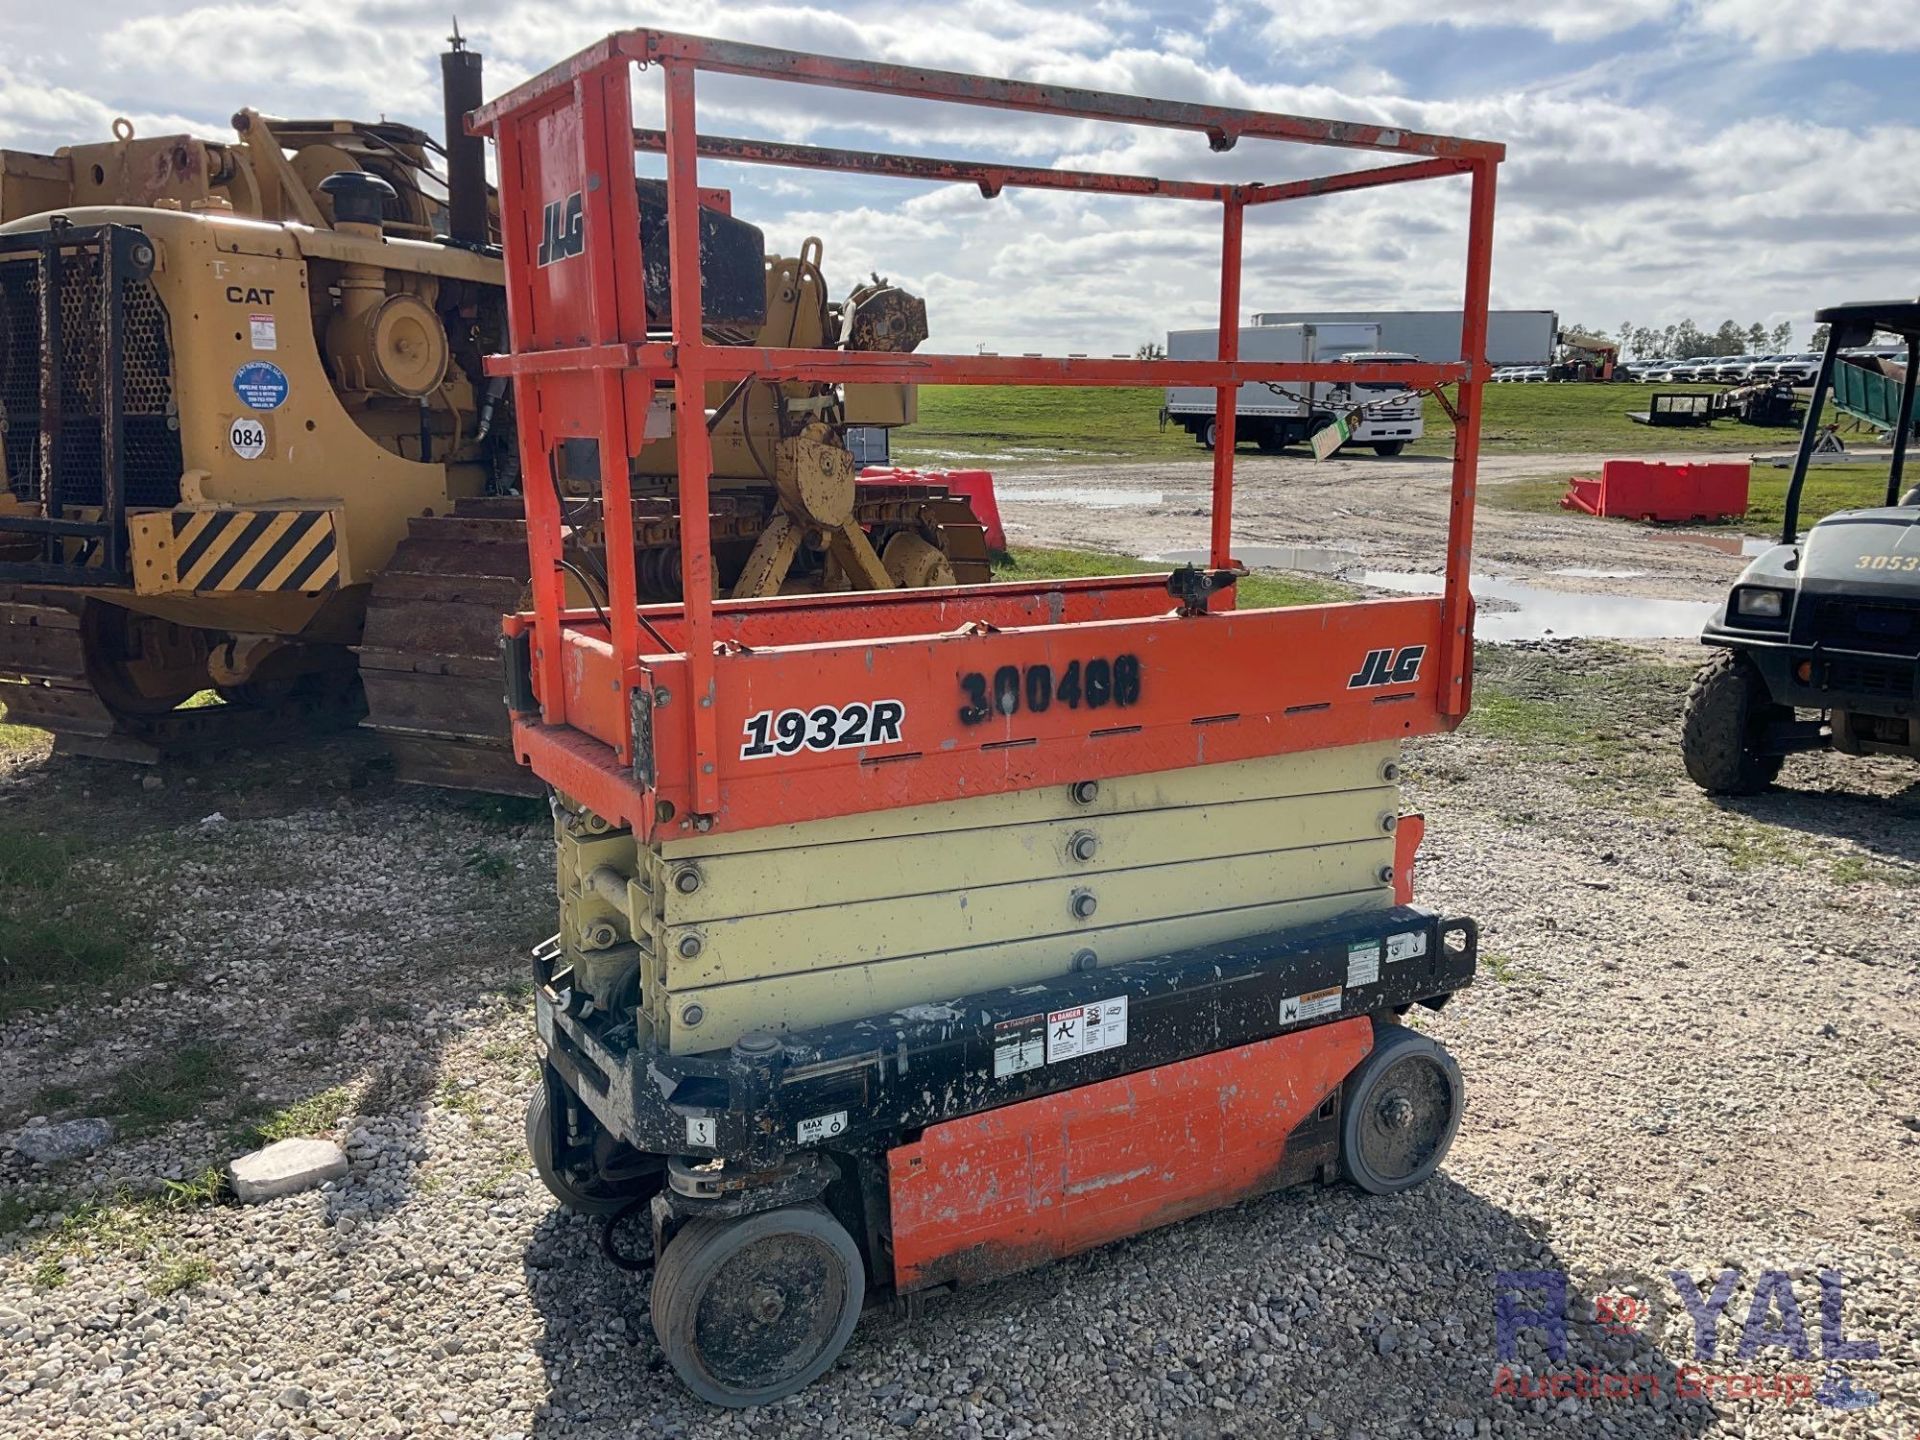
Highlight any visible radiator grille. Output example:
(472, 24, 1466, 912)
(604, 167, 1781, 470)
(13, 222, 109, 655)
(1808, 597, 1920, 658)
(0, 245, 182, 511)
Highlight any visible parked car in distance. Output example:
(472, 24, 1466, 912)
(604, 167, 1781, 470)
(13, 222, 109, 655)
(1773, 355, 1821, 385)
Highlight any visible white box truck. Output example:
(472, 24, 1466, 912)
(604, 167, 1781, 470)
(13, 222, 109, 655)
(1247, 308, 1558, 367)
(1163, 321, 1426, 456)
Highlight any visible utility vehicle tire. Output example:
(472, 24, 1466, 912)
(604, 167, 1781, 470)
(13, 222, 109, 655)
(1340, 1023, 1463, 1196)
(1201, 420, 1218, 451)
(1371, 441, 1406, 457)
(1256, 428, 1286, 453)
(652, 1204, 865, 1407)
(1680, 650, 1786, 795)
(525, 1073, 634, 1217)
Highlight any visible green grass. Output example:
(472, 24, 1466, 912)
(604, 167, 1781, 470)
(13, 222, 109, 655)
(1460, 644, 1696, 805)
(239, 1084, 353, 1147)
(1484, 467, 1892, 534)
(995, 546, 1350, 609)
(100, 1044, 237, 1134)
(1831, 855, 1919, 888)
(0, 833, 143, 1019)
(897, 382, 1806, 466)
(146, 1252, 214, 1296)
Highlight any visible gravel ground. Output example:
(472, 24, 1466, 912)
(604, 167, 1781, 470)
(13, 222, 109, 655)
(995, 449, 1781, 600)
(3, 650, 1917, 1433)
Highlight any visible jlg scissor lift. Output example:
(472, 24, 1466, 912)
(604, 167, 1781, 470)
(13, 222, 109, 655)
(472, 33, 1501, 1407)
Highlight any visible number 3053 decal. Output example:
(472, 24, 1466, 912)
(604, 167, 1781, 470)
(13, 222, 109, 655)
(740, 700, 906, 759)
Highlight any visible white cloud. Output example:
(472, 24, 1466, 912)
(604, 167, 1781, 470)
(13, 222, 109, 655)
(0, 0, 1912, 359)
(1694, 0, 1920, 57)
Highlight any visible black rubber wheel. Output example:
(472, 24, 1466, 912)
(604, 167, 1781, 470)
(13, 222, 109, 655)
(1680, 650, 1787, 795)
(525, 1075, 634, 1217)
(1201, 420, 1218, 451)
(1255, 428, 1286, 453)
(652, 1204, 865, 1407)
(1340, 1024, 1463, 1195)
(1371, 441, 1406, 457)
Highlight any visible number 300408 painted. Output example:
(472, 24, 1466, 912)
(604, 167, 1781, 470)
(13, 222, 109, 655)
(740, 700, 906, 760)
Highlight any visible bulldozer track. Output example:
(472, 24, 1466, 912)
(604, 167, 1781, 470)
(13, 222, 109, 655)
(0, 587, 366, 763)
(357, 486, 991, 794)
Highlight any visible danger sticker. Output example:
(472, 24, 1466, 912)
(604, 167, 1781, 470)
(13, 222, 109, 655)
(1045, 995, 1128, 1064)
(1281, 986, 1342, 1025)
(1346, 941, 1382, 988)
(228, 416, 267, 461)
(248, 313, 277, 351)
(1386, 930, 1429, 963)
(796, 1110, 848, 1145)
(993, 1014, 1046, 1079)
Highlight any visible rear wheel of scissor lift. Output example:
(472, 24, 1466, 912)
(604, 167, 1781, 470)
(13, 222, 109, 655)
(524, 1069, 645, 1217)
(651, 1203, 866, 1407)
(1340, 1023, 1464, 1195)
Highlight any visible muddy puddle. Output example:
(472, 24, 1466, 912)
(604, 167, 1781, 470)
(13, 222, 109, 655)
(1647, 531, 1775, 558)
(1360, 571, 1713, 642)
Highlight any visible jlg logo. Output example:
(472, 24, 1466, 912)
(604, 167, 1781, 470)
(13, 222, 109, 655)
(537, 191, 585, 266)
(1347, 645, 1425, 689)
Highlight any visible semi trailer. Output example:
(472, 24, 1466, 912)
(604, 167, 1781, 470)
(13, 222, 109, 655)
(1248, 308, 1558, 367)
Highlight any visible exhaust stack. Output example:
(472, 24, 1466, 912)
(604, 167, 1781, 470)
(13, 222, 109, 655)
(440, 26, 488, 247)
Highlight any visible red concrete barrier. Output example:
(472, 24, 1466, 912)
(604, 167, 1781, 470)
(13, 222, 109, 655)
(1560, 460, 1749, 522)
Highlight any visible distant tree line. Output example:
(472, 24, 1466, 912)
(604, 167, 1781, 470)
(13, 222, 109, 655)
(1569, 318, 1798, 361)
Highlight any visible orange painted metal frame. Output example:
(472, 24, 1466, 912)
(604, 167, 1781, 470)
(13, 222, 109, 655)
(470, 30, 1501, 838)
(886, 1016, 1373, 1293)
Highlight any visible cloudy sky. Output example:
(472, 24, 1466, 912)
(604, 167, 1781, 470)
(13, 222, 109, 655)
(4, 1, 1915, 355)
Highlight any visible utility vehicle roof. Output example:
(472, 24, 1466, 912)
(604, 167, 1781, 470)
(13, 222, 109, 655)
(1813, 300, 1920, 340)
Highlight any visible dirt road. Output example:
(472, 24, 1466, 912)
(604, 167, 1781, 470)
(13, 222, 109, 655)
(995, 449, 1778, 604)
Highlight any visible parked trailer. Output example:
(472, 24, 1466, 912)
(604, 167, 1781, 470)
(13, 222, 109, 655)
(1249, 309, 1557, 368)
(1164, 323, 1426, 455)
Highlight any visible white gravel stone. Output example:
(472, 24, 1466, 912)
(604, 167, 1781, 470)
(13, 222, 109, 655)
(228, 1138, 349, 1202)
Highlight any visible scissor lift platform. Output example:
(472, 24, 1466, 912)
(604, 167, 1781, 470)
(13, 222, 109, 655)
(473, 28, 1502, 1406)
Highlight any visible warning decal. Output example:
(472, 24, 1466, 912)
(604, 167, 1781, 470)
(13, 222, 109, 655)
(1386, 930, 1429, 963)
(1045, 996, 1129, 1064)
(993, 1014, 1046, 1079)
(1346, 941, 1382, 988)
(249, 313, 278, 351)
(1280, 986, 1343, 1025)
(796, 1110, 848, 1145)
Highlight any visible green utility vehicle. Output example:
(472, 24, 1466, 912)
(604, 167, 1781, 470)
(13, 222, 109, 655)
(1681, 300, 1919, 793)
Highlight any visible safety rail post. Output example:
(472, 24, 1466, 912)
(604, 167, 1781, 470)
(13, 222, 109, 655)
(661, 59, 724, 816)
(1208, 196, 1243, 583)
(491, 110, 571, 729)
(1438, 158, 1496, 718)
(579, 61, 646, 761)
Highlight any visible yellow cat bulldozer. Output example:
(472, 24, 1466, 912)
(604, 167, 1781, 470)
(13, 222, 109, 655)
(0, 39, 986, 791)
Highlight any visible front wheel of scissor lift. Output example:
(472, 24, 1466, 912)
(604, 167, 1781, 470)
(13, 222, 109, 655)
(652, 1203, 866, 1407)
(1340, 1023, 1464, 1195)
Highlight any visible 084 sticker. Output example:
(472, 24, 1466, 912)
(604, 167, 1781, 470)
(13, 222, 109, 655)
(740, 699, 905, 759)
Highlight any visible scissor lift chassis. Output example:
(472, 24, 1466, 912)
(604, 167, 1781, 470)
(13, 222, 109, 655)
(534, 904, 1476, 1263)
(474, 27, 1501, 1408)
